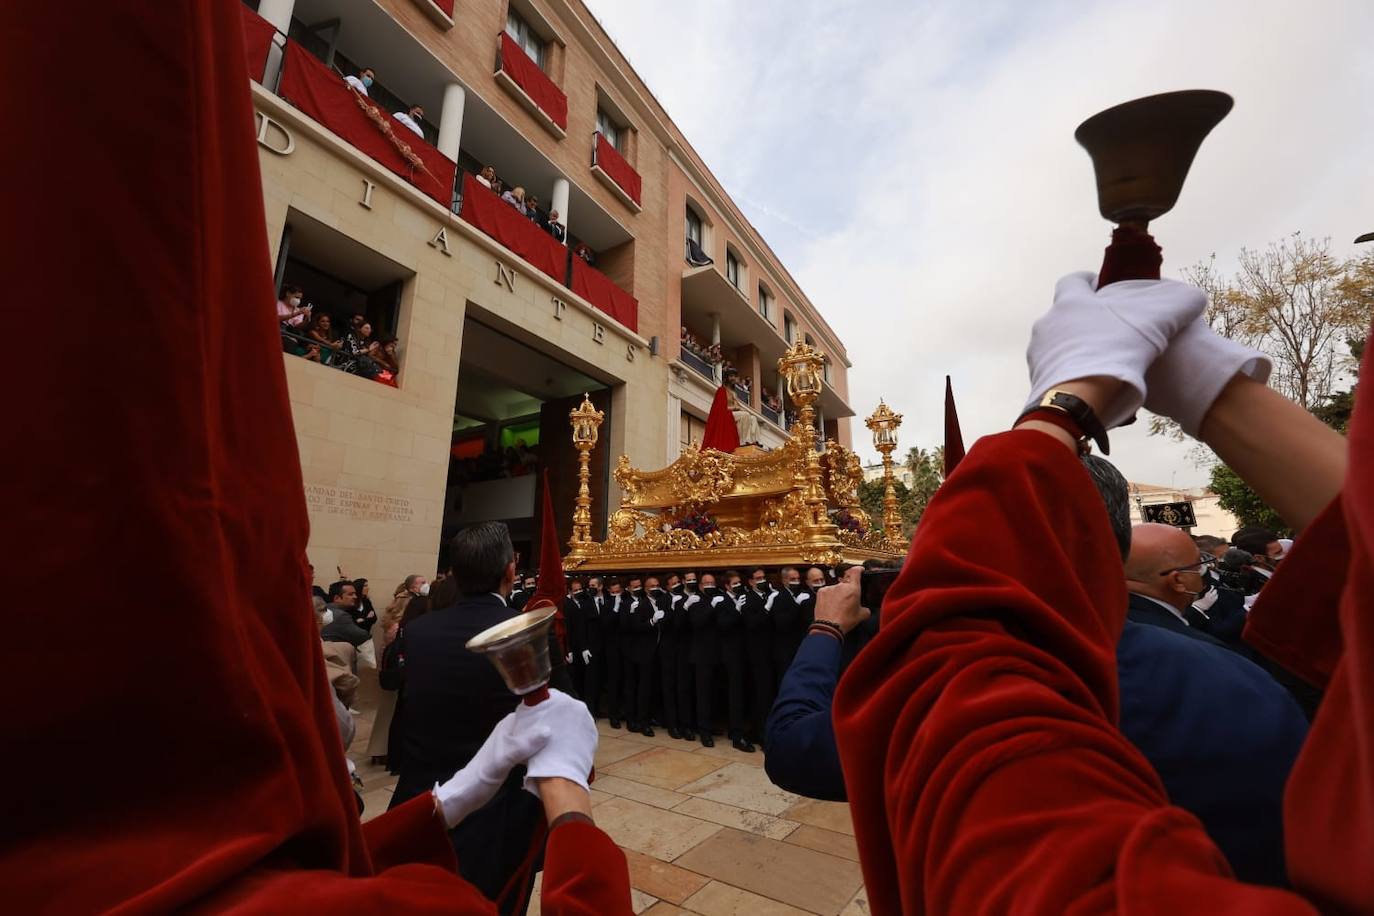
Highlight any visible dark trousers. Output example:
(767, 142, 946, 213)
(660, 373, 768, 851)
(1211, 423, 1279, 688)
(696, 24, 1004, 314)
(676, 647, 695, 733)
(772, 633, 803, 692)
(582, 652, 603, 717)
(450, 777, 543, 916)
(694, 660, 745, 737)
(604, 641, 624, 721)
(657, 642, 681, 730)
(746, 637, 775, 742)
(626, 655, 654, 727)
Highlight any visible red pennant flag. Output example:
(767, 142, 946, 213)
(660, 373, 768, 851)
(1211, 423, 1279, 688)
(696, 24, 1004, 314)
(528, 469, 568, 653)
(944, 375, 966, 477)
(701, 385, 741, 453)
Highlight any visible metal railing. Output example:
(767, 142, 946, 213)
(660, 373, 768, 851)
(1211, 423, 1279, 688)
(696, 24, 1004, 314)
(679, 348, 715, 380)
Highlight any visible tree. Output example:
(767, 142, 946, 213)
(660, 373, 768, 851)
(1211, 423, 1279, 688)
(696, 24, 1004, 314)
(903, 446, 945, 530)
(1208, 463, 1289, 536)
(1150, 235, 1374, 437)
(859, 478, 911, 533)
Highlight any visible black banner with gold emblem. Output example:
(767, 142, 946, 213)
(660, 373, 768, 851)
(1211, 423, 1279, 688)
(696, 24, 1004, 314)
(1142, 501, 1197, 528)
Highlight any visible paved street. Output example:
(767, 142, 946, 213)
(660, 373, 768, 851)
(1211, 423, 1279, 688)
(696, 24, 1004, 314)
(348, 671, 869, 915)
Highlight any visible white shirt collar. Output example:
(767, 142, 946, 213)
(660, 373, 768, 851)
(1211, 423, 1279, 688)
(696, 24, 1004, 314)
(490, 592, 508, 606)
(1253, 567, 1273, 580)
(1136, 592, 1190, 625)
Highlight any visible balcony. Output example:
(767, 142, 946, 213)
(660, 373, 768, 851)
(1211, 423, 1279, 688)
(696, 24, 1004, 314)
(679, 348, 715, 381)
(494, 32, 567, 139)
(591, 132, 642, 212)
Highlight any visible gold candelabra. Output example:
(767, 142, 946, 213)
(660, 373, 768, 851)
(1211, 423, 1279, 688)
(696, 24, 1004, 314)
(865, 400, 903, 540)
(778, 341, 836, 540)
(568, 393, 604, 554)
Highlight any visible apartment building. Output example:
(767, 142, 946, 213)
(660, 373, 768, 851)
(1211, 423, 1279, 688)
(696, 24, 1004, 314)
(242, 0, 855, 586)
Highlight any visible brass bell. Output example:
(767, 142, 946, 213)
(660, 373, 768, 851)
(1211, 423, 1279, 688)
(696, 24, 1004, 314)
(466, 606, 558, 696)
(1076, 90, 1233, 225)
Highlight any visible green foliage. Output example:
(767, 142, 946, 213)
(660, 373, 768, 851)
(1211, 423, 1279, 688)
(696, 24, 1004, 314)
(1311, 337, 1364, 434)
(1208, 463, 1289, 535)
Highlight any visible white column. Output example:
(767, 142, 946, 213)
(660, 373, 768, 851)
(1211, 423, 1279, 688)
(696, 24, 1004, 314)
(437, 83, 466, 162)
(258, 0, 296, 88)
(550, 177, 570, 241)
(710, 313, 721, 383)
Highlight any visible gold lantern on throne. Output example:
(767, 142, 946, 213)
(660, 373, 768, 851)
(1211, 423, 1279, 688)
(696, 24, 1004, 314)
(561, 342, 908, 573)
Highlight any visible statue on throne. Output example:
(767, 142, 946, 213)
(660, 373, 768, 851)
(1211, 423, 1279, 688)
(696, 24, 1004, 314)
(723, 368, 761, 447)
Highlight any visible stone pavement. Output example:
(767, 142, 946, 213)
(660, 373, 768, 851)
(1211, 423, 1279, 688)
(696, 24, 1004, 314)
(347, 670, 869, 915)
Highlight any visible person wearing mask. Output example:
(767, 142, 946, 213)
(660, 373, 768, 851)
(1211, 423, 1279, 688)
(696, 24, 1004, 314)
(344, 66, 374, 95)
(715, 573, 753, 752)
(526, 194, 547, 229)
(404, 573, 430, 598)
(276, 284, 311, 330)
(388, 521, 546, 913)
(392, 104, 425, 139)
(770, 566, 812, 688)
(659, 574, 691, 740)
(621, 576, 660, 736)
(547, 209, 566, 243)
(563, 578, 586, 697)
(601, 577, 628, 729)
(575, 576, 606, 717)
(508, 573, 532, 611)
(685, 573, 725, 747)
(742, 568, 776, 747)
(1233, 526, 1284, 587)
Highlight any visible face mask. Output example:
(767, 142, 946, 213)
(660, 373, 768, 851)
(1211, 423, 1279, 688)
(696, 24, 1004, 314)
(419, 582, 430, 596)
(685, 582, 698, 592)
(672, 584, 684, 594)
(288, 296, 302, 307)
(361, 75, 374, 88)
(753, 581, 768, 591)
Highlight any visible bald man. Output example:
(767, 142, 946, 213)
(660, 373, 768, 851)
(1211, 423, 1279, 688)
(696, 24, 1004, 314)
(1124, 523, 1222, 639)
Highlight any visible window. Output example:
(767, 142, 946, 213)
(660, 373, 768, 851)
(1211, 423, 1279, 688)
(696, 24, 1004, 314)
(596, 109, 621, 151)
(685, 208, 702, 246)
(784, 313, 797, 344)
(759, 285, 772, 322)
(725, 251, 741, 289)
(680, 410, 707, 455)
(823, 358, 832, 383)
(505, 10, 546, 70)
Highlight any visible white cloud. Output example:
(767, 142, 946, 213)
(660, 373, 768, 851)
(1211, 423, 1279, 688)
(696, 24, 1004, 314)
(585, 0, 1374, 488)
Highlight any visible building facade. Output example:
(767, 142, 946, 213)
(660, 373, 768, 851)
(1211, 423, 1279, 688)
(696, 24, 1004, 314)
(1128, 482, 1239, 540)
(243, 0, 855, 589)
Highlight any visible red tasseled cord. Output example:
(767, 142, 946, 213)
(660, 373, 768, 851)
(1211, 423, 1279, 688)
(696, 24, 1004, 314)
(1097, 225, 1162, 288)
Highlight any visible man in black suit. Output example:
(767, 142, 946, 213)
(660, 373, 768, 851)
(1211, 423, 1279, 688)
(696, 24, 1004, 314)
(770, 567, 812, 690)
(686, 572, 730, 747)
(623, 576, 662, 736)
(564, 577, 587, 698)
(660, 574, 692, 740)
(601, 577, 627, 728)
(577, 576, 606, 717)
(388, 521, 541, 914)
(743, 568, 776, 746)
(719, 571, 754, 752)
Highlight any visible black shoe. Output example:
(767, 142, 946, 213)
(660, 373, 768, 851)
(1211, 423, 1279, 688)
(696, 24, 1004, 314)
(609, 718, 621, 729)
(700, 734, 714, 748)
(668, 728, 682, 740)
(641, 726, 655, 737)
(681, 729, 696, 741)
(732, 738, 756, 753)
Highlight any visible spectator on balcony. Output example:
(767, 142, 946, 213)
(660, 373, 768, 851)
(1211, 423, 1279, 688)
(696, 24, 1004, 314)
(339, 320, 380, 379)
(276, 284, 311, 330)
(344, 67, 374, 96)
(476, 165, 496, 189)
(490, 177, 505, 197)
(548, 209, 566, 243)
(501, 185, 528, 216)
(306, 313, 336, 348)
(526, 194, 548, 229)
(573, 241, 596, 266)
(372, 338, 400, 375)
(392, 104, 425, 139)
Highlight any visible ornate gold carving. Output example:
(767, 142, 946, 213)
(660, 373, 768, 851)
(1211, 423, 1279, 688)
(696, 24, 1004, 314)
(564, 344, 908, 572)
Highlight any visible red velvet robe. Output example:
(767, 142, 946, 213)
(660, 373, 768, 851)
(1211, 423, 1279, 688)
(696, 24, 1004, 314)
(3, 2, 630, 912)
(833, 429, 1318, 913)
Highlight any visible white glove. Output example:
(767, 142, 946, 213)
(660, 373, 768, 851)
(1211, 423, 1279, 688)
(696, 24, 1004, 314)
(520, 689, 598, 795)
(1192, 587, 1220, 613)
(1025, 272, 1206, 427)
(795, 592, 812, 604)
(651, 608, 665, 625)
(433, 709, 552, 827)
(710, 595, 725, 608)
(581, 649, 592, 664)
(1144, 318, 1272, 437)
(565, 652, 573, 664)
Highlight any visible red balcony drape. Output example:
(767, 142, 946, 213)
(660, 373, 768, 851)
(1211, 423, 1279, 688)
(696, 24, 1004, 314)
(499, 33, 568, 130)
(432, 0, 455, 16)
(594, 132, 641, 205)
(278, 43, 456, 207)
(459, 174, 568, 282)
(571, 258, 638, 332)
(240, 5, 276, 82)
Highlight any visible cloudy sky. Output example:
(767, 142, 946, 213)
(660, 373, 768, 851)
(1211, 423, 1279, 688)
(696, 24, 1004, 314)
(583, 0, 1374, 487)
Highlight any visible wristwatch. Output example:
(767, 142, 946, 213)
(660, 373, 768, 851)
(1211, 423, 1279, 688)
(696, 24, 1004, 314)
(1018, 389, 1110, 455)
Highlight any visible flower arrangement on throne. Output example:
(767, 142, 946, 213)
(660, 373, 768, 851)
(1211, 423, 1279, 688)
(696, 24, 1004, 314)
(832, 508, 867, 537)
(671, 510, 720, 537)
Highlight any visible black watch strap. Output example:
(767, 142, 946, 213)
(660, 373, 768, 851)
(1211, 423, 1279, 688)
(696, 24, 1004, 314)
(1019, 390, 1110, 455)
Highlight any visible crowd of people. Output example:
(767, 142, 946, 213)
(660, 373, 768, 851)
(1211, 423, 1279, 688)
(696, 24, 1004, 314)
(679, 326, 722, 366)
(475, 165, 568, 243)
(278, 284, 400, 384)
